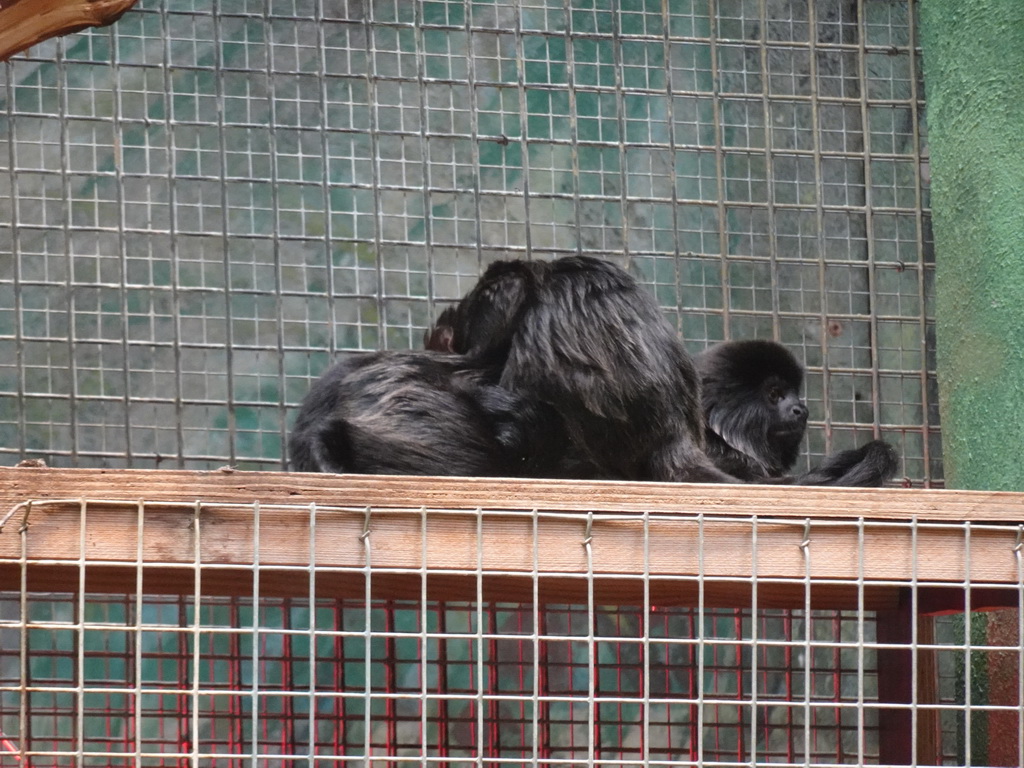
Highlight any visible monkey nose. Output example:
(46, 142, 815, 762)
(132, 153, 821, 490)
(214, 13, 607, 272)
(792, 404, 809, 422)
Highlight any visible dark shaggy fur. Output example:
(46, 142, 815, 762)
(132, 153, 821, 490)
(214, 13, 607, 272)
(288, 351, 537, 476)
(697, 340, 809, 480)
(426, 256, 735, 483)
(793, 439, 899, 487)
(697, 339, 899, 487)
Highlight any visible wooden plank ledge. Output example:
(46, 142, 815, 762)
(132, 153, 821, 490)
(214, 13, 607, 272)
(0, 467, 1021, 613)
(2, 466, 1023, 521)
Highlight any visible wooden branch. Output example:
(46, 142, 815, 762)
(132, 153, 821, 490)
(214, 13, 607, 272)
(0, 467, 1021, 612)
(0, 0, 138, 61)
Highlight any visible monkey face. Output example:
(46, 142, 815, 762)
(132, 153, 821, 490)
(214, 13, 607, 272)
(696, 340, 809, 478)
(766, 379, 809, 436)
(764, 377, 809, 460)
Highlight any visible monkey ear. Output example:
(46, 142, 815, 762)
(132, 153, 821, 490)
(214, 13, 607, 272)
(424, 324, 455, 352)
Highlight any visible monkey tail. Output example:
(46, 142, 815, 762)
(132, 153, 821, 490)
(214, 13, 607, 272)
(794, 440, 899, 487)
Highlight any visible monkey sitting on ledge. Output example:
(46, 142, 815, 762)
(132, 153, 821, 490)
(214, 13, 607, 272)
(423, 255, 736, 482)
(291, 255, 897, 486)
(696, 339, 898, 487)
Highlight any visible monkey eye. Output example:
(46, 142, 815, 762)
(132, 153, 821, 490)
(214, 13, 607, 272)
(767, 387, 784, 404)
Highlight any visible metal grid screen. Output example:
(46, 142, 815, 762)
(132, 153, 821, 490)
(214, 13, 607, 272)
(0, 0, 938, 484)
(0, 593, 889, 764)
(0, 497, 1009, 765)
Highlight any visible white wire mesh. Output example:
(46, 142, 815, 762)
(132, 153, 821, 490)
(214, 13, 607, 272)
(0, 494, 1016, 765)
(0, 1, 957, 762)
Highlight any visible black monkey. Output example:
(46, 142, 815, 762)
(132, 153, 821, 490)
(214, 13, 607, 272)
(289, 351, 536, 476)
(428, 303, 606, 479)
(430, 261, 897, 486)
(696, 339, 899, 487)
(426, 256, 736, 483)
(428, 260, 549, 362)
(696, 339, 809, 481)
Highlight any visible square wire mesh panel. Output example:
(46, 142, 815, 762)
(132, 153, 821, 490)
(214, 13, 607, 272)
(0, 0, 938, 483)
(0, 496, 1018, 765)
(0, 594, 892, 765)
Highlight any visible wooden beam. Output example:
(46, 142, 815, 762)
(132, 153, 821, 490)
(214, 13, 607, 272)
(0, 468, 1021, 611)
(916, 614, 943, 765)
(0, 0, 138, 61)
(877, 596, 914, 765)
(2, 466, 1024, 521)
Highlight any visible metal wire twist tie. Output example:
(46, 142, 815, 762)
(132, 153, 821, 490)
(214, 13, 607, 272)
(359, 506, 372, 542)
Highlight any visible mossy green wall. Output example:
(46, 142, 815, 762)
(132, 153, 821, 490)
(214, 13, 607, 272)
(921, 0, 1024, 491)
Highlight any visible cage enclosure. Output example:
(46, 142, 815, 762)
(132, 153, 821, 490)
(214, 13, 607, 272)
(1, 0, 1017, 765)
(2, 468, 1023, 765)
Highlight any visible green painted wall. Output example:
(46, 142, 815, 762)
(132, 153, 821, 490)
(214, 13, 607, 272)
(921, 0, 1024, 491)
(921, 5, 1024, 764)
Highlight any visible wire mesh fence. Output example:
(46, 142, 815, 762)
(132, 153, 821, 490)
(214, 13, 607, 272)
(0, 0, 961, 764)
(1, 491, 1014, 766)
(0, 0, 937, 483)
(0, 593, 897, 765)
